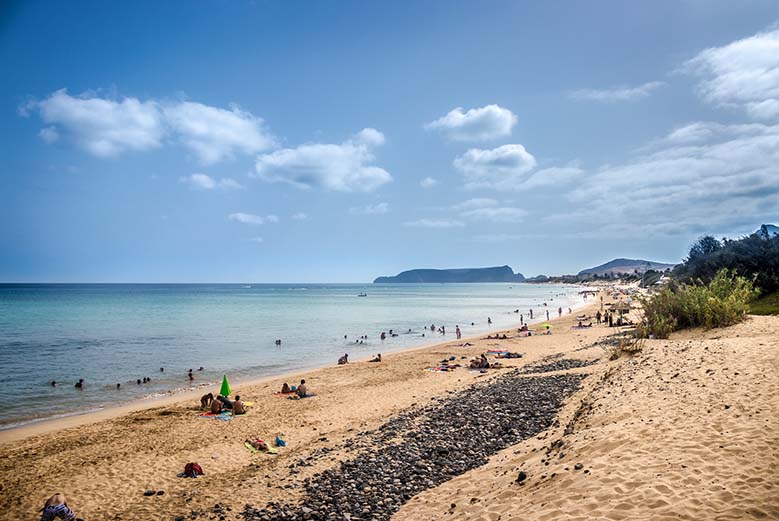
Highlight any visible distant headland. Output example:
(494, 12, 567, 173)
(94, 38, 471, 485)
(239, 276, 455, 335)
(373, 265, 525, 283)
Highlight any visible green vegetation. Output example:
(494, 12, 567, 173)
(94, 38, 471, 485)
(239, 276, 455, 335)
(673, 233, 779, 295)
(750, 292, 779, 315)
(637, 269, 757, 339)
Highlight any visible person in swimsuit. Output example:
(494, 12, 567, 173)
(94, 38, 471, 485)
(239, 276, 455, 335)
(232, 395, 246, 415)
(40, 493, 75, 521)
(296, 379, 308, 398)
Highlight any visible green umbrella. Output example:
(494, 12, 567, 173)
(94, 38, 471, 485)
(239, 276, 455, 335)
(220, 374, 232, 397)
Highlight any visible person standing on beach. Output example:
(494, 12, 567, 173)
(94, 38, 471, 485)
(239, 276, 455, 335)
(596, 310, 602, 324)
(487, 317, 492, 325)
(529, 309, 533, 319)
(455, 325, 461, 339)
(558, 307, 562, 317)
(546, 310, 550, 320)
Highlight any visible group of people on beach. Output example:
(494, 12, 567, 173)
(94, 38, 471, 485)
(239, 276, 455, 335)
(201, 392, 246, 415)
(279, 379, 313, 399)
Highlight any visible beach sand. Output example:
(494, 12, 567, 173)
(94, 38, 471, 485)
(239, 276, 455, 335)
(1, 291, 776, 520)
(397, 315, 779, 521)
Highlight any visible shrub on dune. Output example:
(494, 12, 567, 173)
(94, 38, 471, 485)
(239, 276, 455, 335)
(637, 269, 757, 339)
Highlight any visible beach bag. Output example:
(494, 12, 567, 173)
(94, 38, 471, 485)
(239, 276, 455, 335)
(184, 462, 204, 478)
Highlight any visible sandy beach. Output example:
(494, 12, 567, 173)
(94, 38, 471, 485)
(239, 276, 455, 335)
(1, 289, 777, 520)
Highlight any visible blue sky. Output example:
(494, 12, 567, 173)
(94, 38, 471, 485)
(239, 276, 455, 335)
(2, 1, 779, 282)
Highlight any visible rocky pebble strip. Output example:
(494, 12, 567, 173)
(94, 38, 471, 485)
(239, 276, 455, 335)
(239, 370, 586, 521)
(518, 358, 599, 374)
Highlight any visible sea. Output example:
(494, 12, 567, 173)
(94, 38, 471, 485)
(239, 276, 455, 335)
(0, 283, 587, 429)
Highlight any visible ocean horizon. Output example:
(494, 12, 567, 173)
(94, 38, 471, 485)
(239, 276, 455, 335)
(0, 282, 587, 430)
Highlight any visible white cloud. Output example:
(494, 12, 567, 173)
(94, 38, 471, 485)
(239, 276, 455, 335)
(253, 128, 392, 192)
(454, 144, 537, 189)
(291, 212, 308, 220)
(425, 104, 517, 141)
(404, 218, 465, 229)
(569, 81, 665, 102)
(163, 102, 275, 164)
(27, 89, 275, 163)
(228, 212, 279, 225)
(249, 237, 264, 244)
(685, 28, 779, 119)
(33, 89, 165, 157)
(452, 198, 498, 210)
(460, 207, 527, 222)
(349, 202, 389, 215)
(516, 165, 584, 190)
(180, 173, 244, 190)
(420, 176, 438, 188)
(555, 122, 779, 236)
(38, 126, 59, 143)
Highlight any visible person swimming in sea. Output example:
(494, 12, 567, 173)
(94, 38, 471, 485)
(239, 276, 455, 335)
(74, 379, 84, 389)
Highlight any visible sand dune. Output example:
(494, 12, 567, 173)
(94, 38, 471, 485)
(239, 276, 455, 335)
(396, 315, 779, 520)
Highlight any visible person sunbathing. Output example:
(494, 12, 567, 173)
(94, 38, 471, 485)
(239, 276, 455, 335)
(245, 438, 269, 451)
(232, 395, 246, 415)
(369, 353, 382, 362)
(296, 379, 309, 398)
(39, 492, 76, 521)
(280, 382, 291, 394)
(216, 394, 233, 409)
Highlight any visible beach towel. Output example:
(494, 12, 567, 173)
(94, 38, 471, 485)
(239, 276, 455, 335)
(272, 391, 296, 397)
(197, 411, 232, 421)
(244, 441, 278, 454)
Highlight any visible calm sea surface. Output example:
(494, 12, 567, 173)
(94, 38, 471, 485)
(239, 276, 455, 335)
(0, 283, 586, 428)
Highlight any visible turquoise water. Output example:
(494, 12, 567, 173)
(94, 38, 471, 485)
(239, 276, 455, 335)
(0, 283, 586, 428)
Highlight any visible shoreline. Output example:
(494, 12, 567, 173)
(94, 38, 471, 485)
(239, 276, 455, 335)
(0, 293, 595, 444)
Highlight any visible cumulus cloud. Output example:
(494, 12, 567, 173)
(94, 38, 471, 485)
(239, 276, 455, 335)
(32, 89, 165, 157)
(25, 89, 275, 163)
(180, 173, 244, 190)
(569, 81, 665, 102)
(404, 218, 465, 229)
(163, 102, 275, 164)
(349, 202, 389, 215)
(228, 212, 279, 225)
(685, 28, 779, 119)
(252, 129, 392, 192)
(420, 176, 438, 189)
(454, 144, 537, 189)
(291, 212, 308, 220)
(425, 104, 517, 141)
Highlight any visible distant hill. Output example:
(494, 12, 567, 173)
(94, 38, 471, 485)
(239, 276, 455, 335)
(578, 258, 676, 277)
(524, 274, 550, 283)
(374, 265, 525, 283)
(756, 224, 779, 240)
